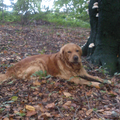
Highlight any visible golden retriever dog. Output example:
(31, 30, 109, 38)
(0, 43, 111, 88)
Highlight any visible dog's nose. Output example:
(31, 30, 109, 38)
(73, 55, 78, 61)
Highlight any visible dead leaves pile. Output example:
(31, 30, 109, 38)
(0, 24, 120, 120)
(0, 74, 120, 120)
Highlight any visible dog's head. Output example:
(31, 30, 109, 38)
(60, 43, 82, 65)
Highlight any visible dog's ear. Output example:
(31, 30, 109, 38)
(77, 45, 82, 56)
(60, 45, 65, 60)
(79, 47, 82, 56)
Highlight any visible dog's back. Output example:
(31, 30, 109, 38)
(0, 53, 60, 82)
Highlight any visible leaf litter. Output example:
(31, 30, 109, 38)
(0, 24, 120, 120)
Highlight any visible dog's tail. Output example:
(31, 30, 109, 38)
(0, 66, 16, 83)
(0, 74, 9, 83)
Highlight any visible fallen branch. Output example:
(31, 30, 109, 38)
(73, 105, 81, 120)
(55, 102, 64, 118)
(82, 57, 93, 70)
(19, 41, 27, 47)
(0, 43, 6, 51)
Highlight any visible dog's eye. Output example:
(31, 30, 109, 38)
(76, 50, 79, 52)
(68, 51, 71, 53)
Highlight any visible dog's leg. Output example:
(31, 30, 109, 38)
(69, 77, 101, 88)
(82, 73, 111, 84)
(79, 68, 111, 84)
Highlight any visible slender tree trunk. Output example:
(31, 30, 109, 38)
(2, 0, 4, 22)
(82, 0, 120, 75)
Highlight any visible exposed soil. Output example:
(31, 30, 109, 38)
(0, 24, 120, 120)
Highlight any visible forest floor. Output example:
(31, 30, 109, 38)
(0, 23, 120, 120)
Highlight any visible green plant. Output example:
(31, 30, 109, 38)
(0, 108, 5, 113)
(16, 112, 26, 117)
(93, 108, 97, 111)
(31, 70, 47, 79)
(100, 90, 106, 93)
(95, 66, 109, 75)
(47, 12, 90, 28)
(40, 49, 45, 54)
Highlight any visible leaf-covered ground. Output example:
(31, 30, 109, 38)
(0, 24, 120, 120)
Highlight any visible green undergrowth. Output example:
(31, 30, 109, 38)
(0, 11, 90, 28)
(47, 13, 90, 28)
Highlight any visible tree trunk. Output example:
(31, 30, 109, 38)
(82, 0, 120, 75)
(2, 0, 4, 22)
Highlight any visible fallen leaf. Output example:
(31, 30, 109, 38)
(14, 110, 19, 114)
(25, 105, 35, 111)
(3, 118, 9, 120)
(39, 112, 52, 118)
(45, 102, 55, 109)
(63, 92, 72, 97)
(16, 56, 21, 60)
(79, 110, 84, 114)
(86, 109, 93, 115)
(3, 50, 8, 54)
(65, 114, 69, 116)
(108, 91, 117, 97)
(41, 80, 47, 84)
(63, 101, 71, 108)
(90, 118, 99, 120)
(39, 93, 43, 96)
(11, 96, 18, 101)
(33, 81, 41, 86)
(103, 111, 112, 115)
(97, 109, 104, 113)
(71, 103, 77, 108)
(99, 118, 105, 120)
(82, 108, 87, 111)
(42, 97, 48, 103)
(34, 104, 46, 112)
(33, 91, 39, 95)
(86, 91, 93, 96)
(26, 111, 37, 117)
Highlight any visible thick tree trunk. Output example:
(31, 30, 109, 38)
(82, 0, 120, 75)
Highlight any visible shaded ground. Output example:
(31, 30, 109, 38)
(0, 24, 120, 120)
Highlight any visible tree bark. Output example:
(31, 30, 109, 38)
(82, 0, 120, 75)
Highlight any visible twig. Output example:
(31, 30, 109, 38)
(55, 105, 64, 118)
(73, 105, 81, 120)
(85, 93, 105, 120)
(82, 57, 93, 70)
(85, 93, 91, 109)
(0, 46, 4, 51)
(116, 96, 120, 111)
(19, 41, 27, 47)
(0, 43, 6, 51)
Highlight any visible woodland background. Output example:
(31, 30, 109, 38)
(0, 0, 120, 120)
(0, 0, 89, 27)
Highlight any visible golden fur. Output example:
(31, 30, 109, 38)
(0, 43, 111, 87)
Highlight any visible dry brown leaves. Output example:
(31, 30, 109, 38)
(0, 24, 120, 120)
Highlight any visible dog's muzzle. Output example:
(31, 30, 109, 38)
(73, 55, 78, 62)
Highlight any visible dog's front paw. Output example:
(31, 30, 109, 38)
(103, 79, 111, 84)
(89, 82, 101, 89)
